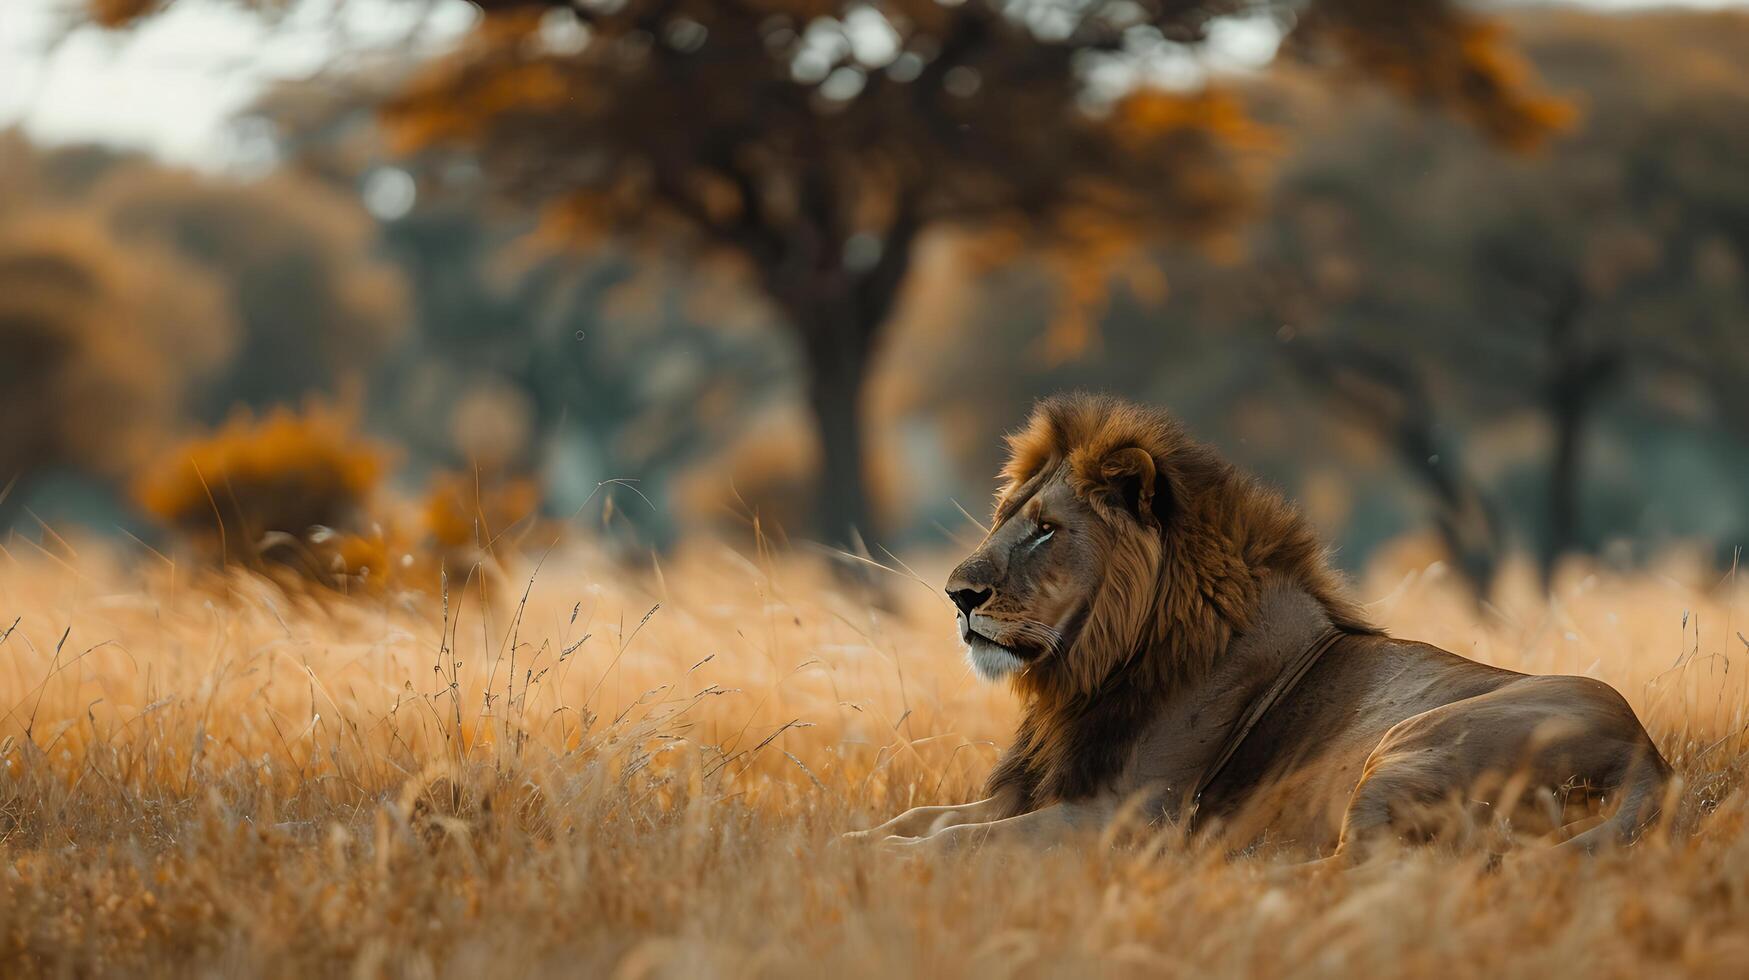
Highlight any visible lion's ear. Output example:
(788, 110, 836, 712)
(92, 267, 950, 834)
(1098, 447, 1168, 531)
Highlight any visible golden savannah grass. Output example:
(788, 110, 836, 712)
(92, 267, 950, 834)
(1, 531, 1747, 978)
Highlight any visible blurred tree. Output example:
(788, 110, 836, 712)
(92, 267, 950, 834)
(245, 76, 794, 551)
(102, 0, 1568, 547)
(1467, 12, 1749, 580)
(1280, 334, 1504, 593)
(1, 129, 418, 533)
(0, 130, 134, 211)
(91, 168, 410, 418)
(1, 135, 234, 531)
(872, 10, 1749, 586)
(395, 0, 1565, 547)
(0, 211, 233, 529)
(1243, 9, 1749, 587)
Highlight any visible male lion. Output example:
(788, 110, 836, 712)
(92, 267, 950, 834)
(849, 394, 1670, 860)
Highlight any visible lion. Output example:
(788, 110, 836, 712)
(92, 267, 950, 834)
(848, 393, 1670, 860)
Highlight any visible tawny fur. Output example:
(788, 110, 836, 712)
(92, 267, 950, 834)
(987, 393, 1374, 811)
(852, 393, 1669, 857)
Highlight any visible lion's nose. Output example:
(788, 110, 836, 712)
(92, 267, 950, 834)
(948, 588, 993, 615)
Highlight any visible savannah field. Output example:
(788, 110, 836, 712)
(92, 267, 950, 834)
(2, 533, 1747, 978)
(5, 0, 1749, 977)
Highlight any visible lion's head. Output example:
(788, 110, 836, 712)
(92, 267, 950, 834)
(947, 393, 1367, 699)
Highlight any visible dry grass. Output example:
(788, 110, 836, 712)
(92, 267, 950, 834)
(1, 532, 1747, 978)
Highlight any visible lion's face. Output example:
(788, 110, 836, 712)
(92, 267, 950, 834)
(946, 471, 1124, 682)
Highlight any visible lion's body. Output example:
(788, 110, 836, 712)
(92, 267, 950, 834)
(851, 394, 1670, 858)
(1179, 586, 1666, 855)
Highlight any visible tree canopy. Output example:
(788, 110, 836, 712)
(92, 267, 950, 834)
(99, 0, 1567, 547)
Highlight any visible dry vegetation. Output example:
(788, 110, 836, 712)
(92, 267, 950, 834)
(1, 532, 1747, 978)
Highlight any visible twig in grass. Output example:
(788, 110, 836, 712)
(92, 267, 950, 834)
(804, 541, 941, 601)
(784, 751, 826, 792)
(581, 603, 660, 712)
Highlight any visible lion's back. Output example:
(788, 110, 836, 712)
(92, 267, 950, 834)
(1196, 634, 1524, 855)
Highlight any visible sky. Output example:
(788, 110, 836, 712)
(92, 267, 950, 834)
(1, 0, 1745, 169)
(0, 0, 477, 166)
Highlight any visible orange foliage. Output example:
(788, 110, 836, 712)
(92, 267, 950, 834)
(936, 90, 1270, 361)
(86, 0, 163, 28)
(317, 1, 1567, 401)
(1299, 1, 1574, 151)
(134, 403, 390, 573)
(378, 3, 1272, 329)
(134, 404, 561, 598)
(423, 470, 547, 555)
(394, 471, 554, 604)
(389, 54, 574, 155)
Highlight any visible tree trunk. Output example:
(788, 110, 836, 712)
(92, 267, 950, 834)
(1539, 281, 1618, 589)
(758, 194, 919, 552)
(802, 331, 875, 550)
(777, 207, 919, 551)
(1543, 399, 1584, 586)
(1543, 357, 1616, 587)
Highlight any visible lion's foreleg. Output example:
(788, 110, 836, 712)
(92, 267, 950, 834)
(843, 797, 1002, 842)
(886, 796, 1119, 854)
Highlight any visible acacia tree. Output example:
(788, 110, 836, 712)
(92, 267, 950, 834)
(107, 0, 1564, 547)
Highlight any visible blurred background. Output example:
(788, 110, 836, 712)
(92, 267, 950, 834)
(2, 0, 1745, 598)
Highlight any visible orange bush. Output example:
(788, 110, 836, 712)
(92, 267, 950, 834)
(423, 471, 543, 553)
(136, 408, 563, 601)
(135, 404, 391, 582)
(420, 471, 554, 601)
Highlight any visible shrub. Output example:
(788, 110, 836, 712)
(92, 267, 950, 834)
(134, 404, 390, 583)
(423, 471, 544, 555)
(420, 471, 554, 605)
